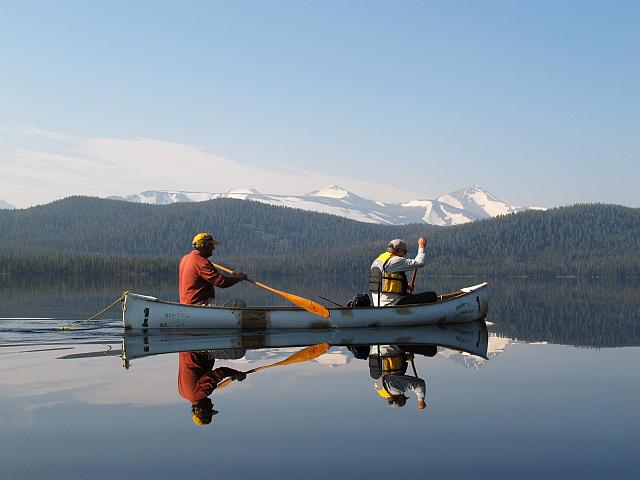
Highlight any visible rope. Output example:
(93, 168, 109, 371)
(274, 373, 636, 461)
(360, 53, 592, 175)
(60, 291, 128, 331)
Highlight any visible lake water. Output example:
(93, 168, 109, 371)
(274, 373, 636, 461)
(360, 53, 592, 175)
(1, 275, 639, 479)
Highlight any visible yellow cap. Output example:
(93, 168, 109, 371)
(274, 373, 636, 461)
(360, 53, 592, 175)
(191, 402, 217, 425)
(192, 412, 211, 426)
(192, 232, 219, 248)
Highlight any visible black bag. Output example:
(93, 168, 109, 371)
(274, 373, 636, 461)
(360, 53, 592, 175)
(346, 293, 371, 308)
(368, 354, 382, 379)
(347, 345, 370, 360)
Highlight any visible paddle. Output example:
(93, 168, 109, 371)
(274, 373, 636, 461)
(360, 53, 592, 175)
(407, 236, 426, 294)
(408, 269, 418, 293)
(409, 354, 418, 377)
(216, 342, 330, 390)
(210, 262, 330, 318)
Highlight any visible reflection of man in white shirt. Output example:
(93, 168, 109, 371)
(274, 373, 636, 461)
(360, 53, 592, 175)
(369, 237, 427, 306)
(374, 375, 426, 409)
(370, 345, 426, 410)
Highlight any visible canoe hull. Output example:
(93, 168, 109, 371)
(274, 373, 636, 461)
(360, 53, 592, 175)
(122, 283, 489, 330)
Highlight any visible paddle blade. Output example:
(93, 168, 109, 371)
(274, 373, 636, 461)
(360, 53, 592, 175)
(214, 343, 330, 391)
(254, 281, 330, 318)
(250, 342, 330, 373)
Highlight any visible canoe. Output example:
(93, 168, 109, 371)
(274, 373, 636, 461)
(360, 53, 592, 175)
(120, 320, 488, 369)
(122, 282, 489, 330)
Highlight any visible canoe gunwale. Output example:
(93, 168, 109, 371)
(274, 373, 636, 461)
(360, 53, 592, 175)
(124, 282, 488, 313)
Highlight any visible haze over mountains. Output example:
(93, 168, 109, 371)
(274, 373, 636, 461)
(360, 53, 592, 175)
(0, 199, 15, 209)
(108, 184, 541, 226)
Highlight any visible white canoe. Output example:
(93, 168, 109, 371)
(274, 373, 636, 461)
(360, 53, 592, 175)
(122, 282, 489, 330)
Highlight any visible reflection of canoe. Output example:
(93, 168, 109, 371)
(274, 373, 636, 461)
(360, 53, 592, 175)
(121, 321, 488, 366)
(122, 283, 489, 330)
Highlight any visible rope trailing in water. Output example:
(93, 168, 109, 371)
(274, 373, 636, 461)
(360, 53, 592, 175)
(60, 291, 128, 331)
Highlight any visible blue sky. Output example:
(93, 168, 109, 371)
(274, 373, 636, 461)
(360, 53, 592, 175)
(1, 0, 638, 208)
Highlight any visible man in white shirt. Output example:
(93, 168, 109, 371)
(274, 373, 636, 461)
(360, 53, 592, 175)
(368, 236, 428, 306)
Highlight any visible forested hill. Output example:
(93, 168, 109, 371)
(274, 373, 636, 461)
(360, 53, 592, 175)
(0, 196, 638, 276)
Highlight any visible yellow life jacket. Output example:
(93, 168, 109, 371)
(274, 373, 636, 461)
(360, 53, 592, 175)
(375, 357, 406, 398)
(369, 252, 408, 294)
(383, 355, 406, 374)
(373, 355, 407, 399)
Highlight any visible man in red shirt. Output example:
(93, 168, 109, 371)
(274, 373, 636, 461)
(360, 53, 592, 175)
(178, 351, 247, 426)
(178, 232, 247, 305)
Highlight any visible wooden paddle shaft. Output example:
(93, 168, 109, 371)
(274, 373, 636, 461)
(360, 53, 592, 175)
(211, 262, 252, 281)
(209, 261, 331, 318)
(408, 269, 418, 293)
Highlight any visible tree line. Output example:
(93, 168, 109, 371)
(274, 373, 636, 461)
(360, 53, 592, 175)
(0, 197, 638, 277)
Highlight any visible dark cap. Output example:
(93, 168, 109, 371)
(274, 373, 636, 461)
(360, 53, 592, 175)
(388, 239, 408, 253)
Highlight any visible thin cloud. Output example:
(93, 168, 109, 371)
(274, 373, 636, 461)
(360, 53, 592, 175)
(1, 130, 420, 207)
(76, 136, 415, 200)
(8, 125, 76, 142)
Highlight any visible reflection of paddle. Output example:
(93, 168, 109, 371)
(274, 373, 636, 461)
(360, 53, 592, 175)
(211, 262, 330, 318)
(216, 343, 330, 390)
(409, 355, 418, 377)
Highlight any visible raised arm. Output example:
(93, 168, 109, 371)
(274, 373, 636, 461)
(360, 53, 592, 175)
(386, 236, 426, 272)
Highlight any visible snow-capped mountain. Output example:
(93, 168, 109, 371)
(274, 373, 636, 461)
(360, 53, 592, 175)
(437, 334, 516, 370)
(108, 185, 539, 226)
(438, 185, 526, 217)
(0, 198, 15, 209)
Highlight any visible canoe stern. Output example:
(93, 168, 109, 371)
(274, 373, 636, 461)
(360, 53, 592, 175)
(123, 293, 159, 329)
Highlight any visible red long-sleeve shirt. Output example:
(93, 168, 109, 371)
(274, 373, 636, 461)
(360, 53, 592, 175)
(178, 352, 226, 404)
(178, 250, 240, 305)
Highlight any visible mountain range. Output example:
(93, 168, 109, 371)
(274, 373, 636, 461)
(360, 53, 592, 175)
(108, 184, 542, 226)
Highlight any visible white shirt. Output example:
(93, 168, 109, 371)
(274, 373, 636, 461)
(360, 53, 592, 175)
(371, 247, 426, 306)
(382, 374, 426, 402)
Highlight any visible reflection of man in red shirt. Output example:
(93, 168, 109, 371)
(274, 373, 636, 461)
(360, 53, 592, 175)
(178, 351, 246, 426)
(178, 232, 246, 305)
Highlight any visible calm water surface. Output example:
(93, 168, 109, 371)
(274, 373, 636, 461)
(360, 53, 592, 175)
(1, 275, 639, 479)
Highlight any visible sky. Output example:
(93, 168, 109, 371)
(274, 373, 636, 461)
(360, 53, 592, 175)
(1, 0, 638, 209)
